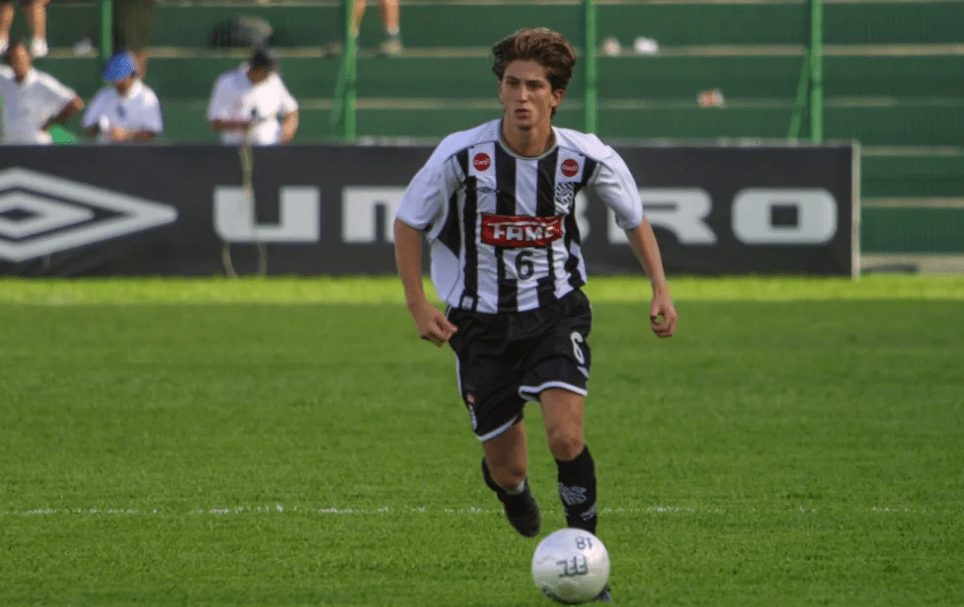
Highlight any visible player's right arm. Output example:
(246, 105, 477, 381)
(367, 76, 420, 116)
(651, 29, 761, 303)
(393, 218, 457, 347)
(81, 90, 107, 138)
(394, 145, 468, 347)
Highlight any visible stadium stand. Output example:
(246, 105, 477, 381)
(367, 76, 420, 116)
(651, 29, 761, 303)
(6, 0, 964, 262)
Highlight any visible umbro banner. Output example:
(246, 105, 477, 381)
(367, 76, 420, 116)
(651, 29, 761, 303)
(0, 143, 857, 277)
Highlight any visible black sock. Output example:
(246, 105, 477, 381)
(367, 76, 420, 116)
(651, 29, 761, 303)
(481, 457, 528, 502)
(556, 445, 597, 533)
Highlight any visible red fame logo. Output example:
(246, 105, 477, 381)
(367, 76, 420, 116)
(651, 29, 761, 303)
(473, 153, 492, 172)
(561, 158, 580, 177)
(480, 214, 564, 248)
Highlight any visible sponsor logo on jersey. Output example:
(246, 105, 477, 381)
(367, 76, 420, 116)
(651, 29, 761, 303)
(480, 214, 563, 248)
(473, 153, 491, 172)
(561, 158, 580, 178)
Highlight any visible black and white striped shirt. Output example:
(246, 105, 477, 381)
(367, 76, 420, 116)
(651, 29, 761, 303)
(396, 120, 644, 314)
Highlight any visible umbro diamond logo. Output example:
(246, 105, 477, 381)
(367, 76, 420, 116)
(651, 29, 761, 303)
(0, 168, 178, 262)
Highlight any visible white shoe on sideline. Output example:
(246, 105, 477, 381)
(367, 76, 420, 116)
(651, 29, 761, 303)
(30, 37, 48, 58)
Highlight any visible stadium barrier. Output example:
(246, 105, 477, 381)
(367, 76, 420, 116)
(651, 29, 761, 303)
(0, 143, 857, 277)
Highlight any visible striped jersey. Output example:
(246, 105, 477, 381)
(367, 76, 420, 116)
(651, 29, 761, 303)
(396, 119, 644, 314)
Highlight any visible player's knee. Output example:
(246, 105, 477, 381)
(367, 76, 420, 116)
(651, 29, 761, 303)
(489, 461, 527, 489)
(547, 431, 584, 462)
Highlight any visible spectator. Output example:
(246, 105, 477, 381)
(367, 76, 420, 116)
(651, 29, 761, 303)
(0, 0, 49, 58)
(113, 0, 157, 77)
(207, 47, 298, 146)
(0, 38, 83, 143)
(353, 0, 402, 56)
(82, 51, 163, 143)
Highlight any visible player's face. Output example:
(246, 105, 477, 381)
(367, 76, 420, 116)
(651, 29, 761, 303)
(113, 75, 135, 95)
(247, 67, 271, 84)
(498, 60, 564, 132)
(8, 44, 31, 79)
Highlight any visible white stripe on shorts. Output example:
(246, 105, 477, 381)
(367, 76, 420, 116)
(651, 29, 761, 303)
(475, 414, 523, 442)
(518, 381, 588, 403)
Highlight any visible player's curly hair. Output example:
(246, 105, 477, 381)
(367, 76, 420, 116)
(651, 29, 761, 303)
(491, 28, 577, 92)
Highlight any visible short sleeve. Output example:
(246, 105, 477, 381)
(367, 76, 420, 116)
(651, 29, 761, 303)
(141, 88, 164, 133)
(39, 73, 77, 107)
(277, 79, 298, 115)
(206, 74, 232, 121)
(590, 148, 644, 230)
(395, 155, 463, 233)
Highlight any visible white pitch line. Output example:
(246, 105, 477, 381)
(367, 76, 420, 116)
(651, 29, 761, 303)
(0, 505, 934, 517)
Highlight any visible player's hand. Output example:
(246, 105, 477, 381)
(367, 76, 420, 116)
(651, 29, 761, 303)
(108, 126, 132, 142)
(408, 299, 458, 347)
(649, 289, 677, 338)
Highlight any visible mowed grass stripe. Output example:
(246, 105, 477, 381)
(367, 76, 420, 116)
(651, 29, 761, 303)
(0, 275, 963, 304)
(1, 296, 962, 606)
(2, 504, 958, 517)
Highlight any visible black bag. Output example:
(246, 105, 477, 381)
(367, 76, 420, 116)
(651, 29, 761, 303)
(209, 15, 274, 48)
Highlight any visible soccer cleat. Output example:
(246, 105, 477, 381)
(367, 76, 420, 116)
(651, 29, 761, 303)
(595, 584, 613, 602)
(481, 458, 541, 537)
(501, 485, 541, 537)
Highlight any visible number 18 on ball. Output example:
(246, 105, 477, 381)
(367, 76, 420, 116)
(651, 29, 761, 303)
(531, 528, 610, 604)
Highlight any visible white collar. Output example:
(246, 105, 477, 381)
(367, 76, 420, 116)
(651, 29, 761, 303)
(115, 79, 144, 99)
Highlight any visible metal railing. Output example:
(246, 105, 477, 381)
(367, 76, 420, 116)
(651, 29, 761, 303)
(324, 0, 824, 144)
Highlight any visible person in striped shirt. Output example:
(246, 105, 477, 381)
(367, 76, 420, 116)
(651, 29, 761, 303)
(394, 28, 677, 601)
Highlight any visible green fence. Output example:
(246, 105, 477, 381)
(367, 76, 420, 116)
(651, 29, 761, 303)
(4, 0, 964, 258)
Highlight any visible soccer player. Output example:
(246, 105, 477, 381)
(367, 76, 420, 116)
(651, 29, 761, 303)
(0, 38, 84, 144)
(83, 51, 163, 144)
(393, 28, 678, 603)
(207, 47, 299, 146)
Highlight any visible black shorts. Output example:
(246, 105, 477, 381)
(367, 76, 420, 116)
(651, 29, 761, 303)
(447, 289, 592, 442)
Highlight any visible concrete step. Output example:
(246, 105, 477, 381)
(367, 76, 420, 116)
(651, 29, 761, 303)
(32, 0, 964, 48)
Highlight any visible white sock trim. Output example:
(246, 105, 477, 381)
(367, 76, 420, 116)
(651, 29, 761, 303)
(505, 479, 526, 495)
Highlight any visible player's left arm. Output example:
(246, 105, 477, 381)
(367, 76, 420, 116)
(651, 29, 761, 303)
(278, 83, 299, 144)
(42, 95, 84, 131)
(626, 218, 677, 338)
(589, 145, 678, 338)
(279, 111, 299, 144)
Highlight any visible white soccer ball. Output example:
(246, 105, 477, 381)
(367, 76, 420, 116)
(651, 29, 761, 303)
(532, 528, 610, 604)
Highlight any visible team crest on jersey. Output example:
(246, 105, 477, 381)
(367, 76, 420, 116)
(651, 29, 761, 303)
(555, 182, 576, 212)
(480, 214, 563, 248)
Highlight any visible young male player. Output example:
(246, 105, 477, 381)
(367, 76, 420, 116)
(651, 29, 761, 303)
(394, 28, 678, 602)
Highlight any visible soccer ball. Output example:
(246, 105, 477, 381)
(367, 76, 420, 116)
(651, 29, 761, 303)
(531, 528, 610, 604)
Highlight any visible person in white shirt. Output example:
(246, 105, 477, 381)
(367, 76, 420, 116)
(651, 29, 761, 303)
(82, 51, 163, 144)
(0, 38, 83, 144)
(207, 47, 299, 146)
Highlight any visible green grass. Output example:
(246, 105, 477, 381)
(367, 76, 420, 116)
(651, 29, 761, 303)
(1, 277, 963, 606)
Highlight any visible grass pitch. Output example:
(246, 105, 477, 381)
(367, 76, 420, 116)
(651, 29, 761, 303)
(1, 276, 962, 606)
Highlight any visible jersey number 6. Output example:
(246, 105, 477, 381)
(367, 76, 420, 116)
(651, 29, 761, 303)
(515, 250, 534, 279)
